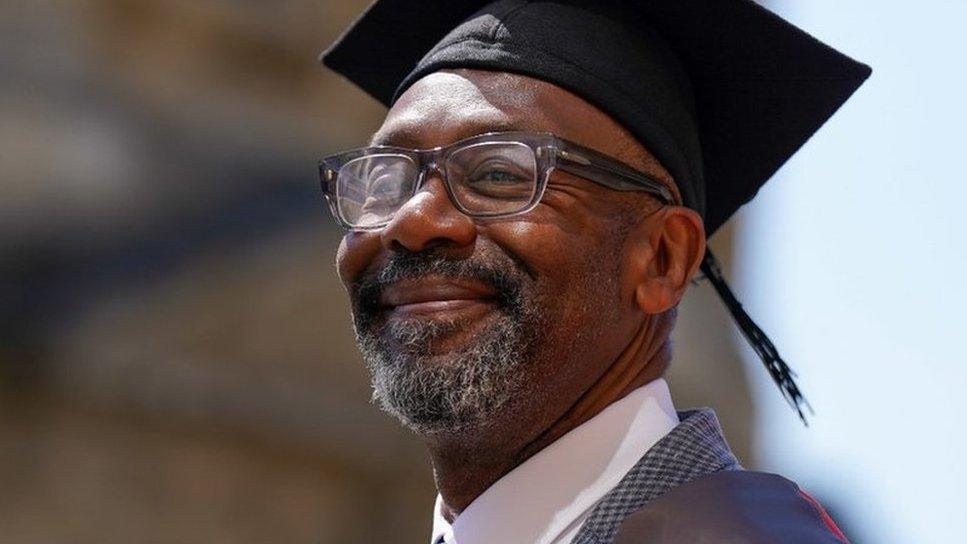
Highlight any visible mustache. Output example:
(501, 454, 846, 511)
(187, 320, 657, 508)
(350, 249, 526, 321)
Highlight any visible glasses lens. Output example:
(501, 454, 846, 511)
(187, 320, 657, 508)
(336, 154, 418, 228)
(446, 142, 537, 216)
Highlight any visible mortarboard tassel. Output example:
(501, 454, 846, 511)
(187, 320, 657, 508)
(699, 250, 813, 424)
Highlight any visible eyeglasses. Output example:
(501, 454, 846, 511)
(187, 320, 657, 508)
(318, 131, 676, 230)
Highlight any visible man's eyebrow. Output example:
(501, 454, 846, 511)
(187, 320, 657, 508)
(368, 119, 530, 148)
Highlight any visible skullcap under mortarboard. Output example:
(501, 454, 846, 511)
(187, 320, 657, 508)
(322, 0, 871, 235)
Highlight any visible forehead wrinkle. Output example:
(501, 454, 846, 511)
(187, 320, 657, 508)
(370, 113, 526, 148)
(372, 70, 550, 148)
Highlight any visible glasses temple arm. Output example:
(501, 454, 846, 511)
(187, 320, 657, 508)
(552, 145, 675, 204)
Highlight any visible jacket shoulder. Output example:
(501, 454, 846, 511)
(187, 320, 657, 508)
(613, 470, 849, 544)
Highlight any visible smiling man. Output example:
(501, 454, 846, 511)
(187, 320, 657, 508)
(318, 1, 869, 543)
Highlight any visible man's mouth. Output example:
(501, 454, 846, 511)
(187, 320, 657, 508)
(378, 276, 498, 318)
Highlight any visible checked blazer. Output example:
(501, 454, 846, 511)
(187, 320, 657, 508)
(571, 408, 742, 544)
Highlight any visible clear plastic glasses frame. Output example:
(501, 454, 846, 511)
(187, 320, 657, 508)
(318, 131, 676, 231)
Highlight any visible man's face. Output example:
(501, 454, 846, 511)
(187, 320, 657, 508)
(336, 69, 673, 438)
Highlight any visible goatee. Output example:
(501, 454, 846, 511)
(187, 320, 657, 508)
(350, 249, 543, 434)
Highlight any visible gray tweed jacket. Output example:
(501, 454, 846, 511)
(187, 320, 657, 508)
(572, 408, 742, 544)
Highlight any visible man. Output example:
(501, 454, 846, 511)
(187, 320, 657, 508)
(318, 1, 869, 542)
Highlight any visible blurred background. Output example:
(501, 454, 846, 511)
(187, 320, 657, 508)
(0, 0, 963, 543)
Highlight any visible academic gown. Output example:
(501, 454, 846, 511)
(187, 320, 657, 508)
(614, 471, 850, 544)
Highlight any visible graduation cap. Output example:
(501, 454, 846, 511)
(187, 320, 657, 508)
(321, 0, 871, 422)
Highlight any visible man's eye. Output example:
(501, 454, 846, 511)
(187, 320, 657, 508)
(469, 169, 526, 184)
(359, 174, 402, 207)
(367, 173, 402, 195)
(466, 161, 530, 185)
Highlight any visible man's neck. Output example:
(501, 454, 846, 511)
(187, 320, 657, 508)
(428, 315, 674, 522)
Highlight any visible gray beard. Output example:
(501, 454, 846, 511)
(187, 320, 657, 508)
(355, 303, 535, 435)
(350, 249, 540, 435)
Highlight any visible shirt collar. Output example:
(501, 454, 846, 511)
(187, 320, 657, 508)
(430, 378, 679, 544)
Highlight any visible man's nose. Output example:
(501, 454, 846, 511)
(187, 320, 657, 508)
(379, 174, 476, 252)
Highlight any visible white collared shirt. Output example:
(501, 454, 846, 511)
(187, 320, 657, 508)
(430, 378, 679, 544)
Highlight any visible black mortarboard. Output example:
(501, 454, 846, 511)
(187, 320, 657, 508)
(320, 0, 871, 421)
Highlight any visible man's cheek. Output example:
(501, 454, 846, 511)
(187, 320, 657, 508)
(337, 232, 381, 288)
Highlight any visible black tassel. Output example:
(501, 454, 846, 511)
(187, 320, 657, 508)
(699, 250, 812, 425)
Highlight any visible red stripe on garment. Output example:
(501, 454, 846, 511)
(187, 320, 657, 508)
(797, 488, 850, 543)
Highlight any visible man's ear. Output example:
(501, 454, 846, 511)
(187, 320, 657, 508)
(623, 206, 706, 314)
